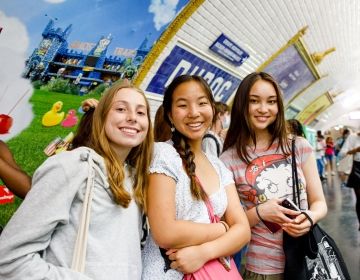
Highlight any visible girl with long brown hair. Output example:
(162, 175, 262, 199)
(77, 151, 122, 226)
(0, 81, 153, 280)
(221, 72, 327, 279)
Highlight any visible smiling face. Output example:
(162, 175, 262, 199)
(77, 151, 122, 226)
(104, 88, 149, 154)
(168, 80, 214, 145)
(248, 79, 279, 134)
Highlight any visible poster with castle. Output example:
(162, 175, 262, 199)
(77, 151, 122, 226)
(0, 0, 188, 223)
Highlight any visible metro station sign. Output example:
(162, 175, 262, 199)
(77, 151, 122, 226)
(145, 45, 241, 103)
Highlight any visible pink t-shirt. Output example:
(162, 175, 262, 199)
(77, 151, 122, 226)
(220, 137, 313, 275)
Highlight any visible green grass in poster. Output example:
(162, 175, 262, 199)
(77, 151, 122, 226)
(0, 89, 100, 227)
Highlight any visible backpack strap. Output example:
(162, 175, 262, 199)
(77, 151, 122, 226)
(203, 133, 220, 156)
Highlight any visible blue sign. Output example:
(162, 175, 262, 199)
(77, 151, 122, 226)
(209, 34, 249, 67)
(146, 45, 242, 102)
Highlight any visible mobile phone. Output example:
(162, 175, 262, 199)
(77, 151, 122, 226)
(281, 198, 300, 211)
(263, 220, 282, 233)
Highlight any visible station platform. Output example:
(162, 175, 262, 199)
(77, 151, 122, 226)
(320, 174, 359, 279)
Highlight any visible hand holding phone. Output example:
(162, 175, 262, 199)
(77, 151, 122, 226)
(281, 198, 300, 218)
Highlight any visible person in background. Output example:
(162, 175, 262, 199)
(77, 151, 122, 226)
(221, 72, 327, 279)
(154, 104, 172, 142)
(0, 141, 31, 199)
(316, 133, 326, 181)
(286, 119, 306, 138)
(336, 129, 352, 187)
(339, 131, 360, 231)
(0, 81, 153, 280)
(202, 101, 229, 157)
(142, 75, 250, 279)
(325, 136, 335, 175)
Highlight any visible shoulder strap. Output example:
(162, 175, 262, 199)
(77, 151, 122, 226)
(71, 151, 107, 272)
(291, 138, 301, 207)
(203, 133, 220, 156)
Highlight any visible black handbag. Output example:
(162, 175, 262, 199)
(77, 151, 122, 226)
(283, 138, 351, 280)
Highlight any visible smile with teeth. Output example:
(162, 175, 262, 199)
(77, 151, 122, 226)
(187, 122, 203, 129)
(120, 127, 138, 135)
(255, 116, 269, 122)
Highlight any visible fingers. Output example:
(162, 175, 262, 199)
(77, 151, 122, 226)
(81, 98, 98, 111)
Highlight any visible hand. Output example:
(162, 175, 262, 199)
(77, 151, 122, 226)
(282, 211, 313, 237)
(258, 199, 300, 224)
(167, 245, 208, 274)
(81, 98, 98, 112)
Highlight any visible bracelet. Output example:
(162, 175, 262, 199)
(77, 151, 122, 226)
(219, 221, 229, 232)
(255, 204, 266, 224)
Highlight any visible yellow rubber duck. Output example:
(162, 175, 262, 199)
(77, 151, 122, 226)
(42, 101, 65, 127)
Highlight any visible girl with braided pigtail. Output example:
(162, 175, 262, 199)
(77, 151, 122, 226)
(142, 75, 250, 280)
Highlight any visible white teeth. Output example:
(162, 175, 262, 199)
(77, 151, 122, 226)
(121, 128, 137, 134)
(188, 123, 202, 127)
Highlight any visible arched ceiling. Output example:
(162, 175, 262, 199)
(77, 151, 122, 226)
(136, 0, 360, 131)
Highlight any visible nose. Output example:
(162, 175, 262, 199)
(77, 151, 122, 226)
(126, 110, 137, 122)
(257, 102, 268, 113)
(187, 104, 200, 118)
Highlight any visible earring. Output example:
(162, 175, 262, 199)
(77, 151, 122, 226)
(171, 124, 175, 132)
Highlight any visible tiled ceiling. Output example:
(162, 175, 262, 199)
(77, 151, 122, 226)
(141, 0, 360, 131)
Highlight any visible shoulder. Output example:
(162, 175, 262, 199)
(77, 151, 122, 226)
(150, 142, 182, 178)
(153, 142, 179, 159)
(35, 147, 105, 179)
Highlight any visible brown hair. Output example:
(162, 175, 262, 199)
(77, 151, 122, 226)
(223, 72, 290, 163)
(154, 105, 172, 142)
(163, 75, 215, 200)
(89, 81, 153, 210)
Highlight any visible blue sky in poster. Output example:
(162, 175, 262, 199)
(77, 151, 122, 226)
(0, 0, 188, 140)
(0, 0, 189, 55)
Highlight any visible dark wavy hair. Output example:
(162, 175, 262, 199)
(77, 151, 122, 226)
(162, 75, 215, 200)
(223, 72, 290, 163)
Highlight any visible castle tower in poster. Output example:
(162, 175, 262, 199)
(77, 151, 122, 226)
(23, 20, 151, 94)
(23, 19, 72, 80)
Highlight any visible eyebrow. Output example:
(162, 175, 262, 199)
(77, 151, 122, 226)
(174, 95, 208, 102)
(113, 100, 147, 108)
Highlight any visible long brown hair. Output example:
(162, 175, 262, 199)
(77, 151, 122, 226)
(163, 74, 215, 200)
(89, 81, 153, 210)
(223, 72, 290, 163)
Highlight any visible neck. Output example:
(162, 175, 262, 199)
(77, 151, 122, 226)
(188, 139, 203, 156)
(110, 145, 131, 164)
(251, 130, 272, 148)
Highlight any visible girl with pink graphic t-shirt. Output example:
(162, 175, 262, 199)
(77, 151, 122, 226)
(220, 72, 327, 280)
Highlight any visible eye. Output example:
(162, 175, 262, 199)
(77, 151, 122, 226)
(137, 110, 146, 116)
(249, 99, 258, 104)
(177, 104, 186, 108)
(116, 107, 126, 112)
(268, 100, 277, 104)
(199, 101, 209, 106)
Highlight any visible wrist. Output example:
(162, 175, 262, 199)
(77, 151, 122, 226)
(219, 221, 229, 233)
(255, 204, 266, 224)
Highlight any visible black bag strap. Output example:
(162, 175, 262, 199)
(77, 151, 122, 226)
(291, 137, 314, 228)
(291, 138, 301, 207)
(203, 133, 220, 157)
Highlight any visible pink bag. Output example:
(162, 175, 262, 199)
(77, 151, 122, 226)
(184, 178, 243, 280)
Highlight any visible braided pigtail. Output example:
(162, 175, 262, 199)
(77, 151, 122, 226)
(172, 130, 206, 200)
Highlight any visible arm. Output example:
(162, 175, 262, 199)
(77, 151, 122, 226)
(0, 154, 91, 280)
(283, 152, 327, 237)
(168, 184, 251, 273)
(147, 173, 227, 249)
(0, 141, 31, 198)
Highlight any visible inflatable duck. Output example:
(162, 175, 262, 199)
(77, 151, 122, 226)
(61, 109, 78, 128)
(42, 101, 65, 127)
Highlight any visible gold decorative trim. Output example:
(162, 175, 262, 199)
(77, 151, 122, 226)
(257, 26, 309, 71)
(133, 0, 205, 87)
